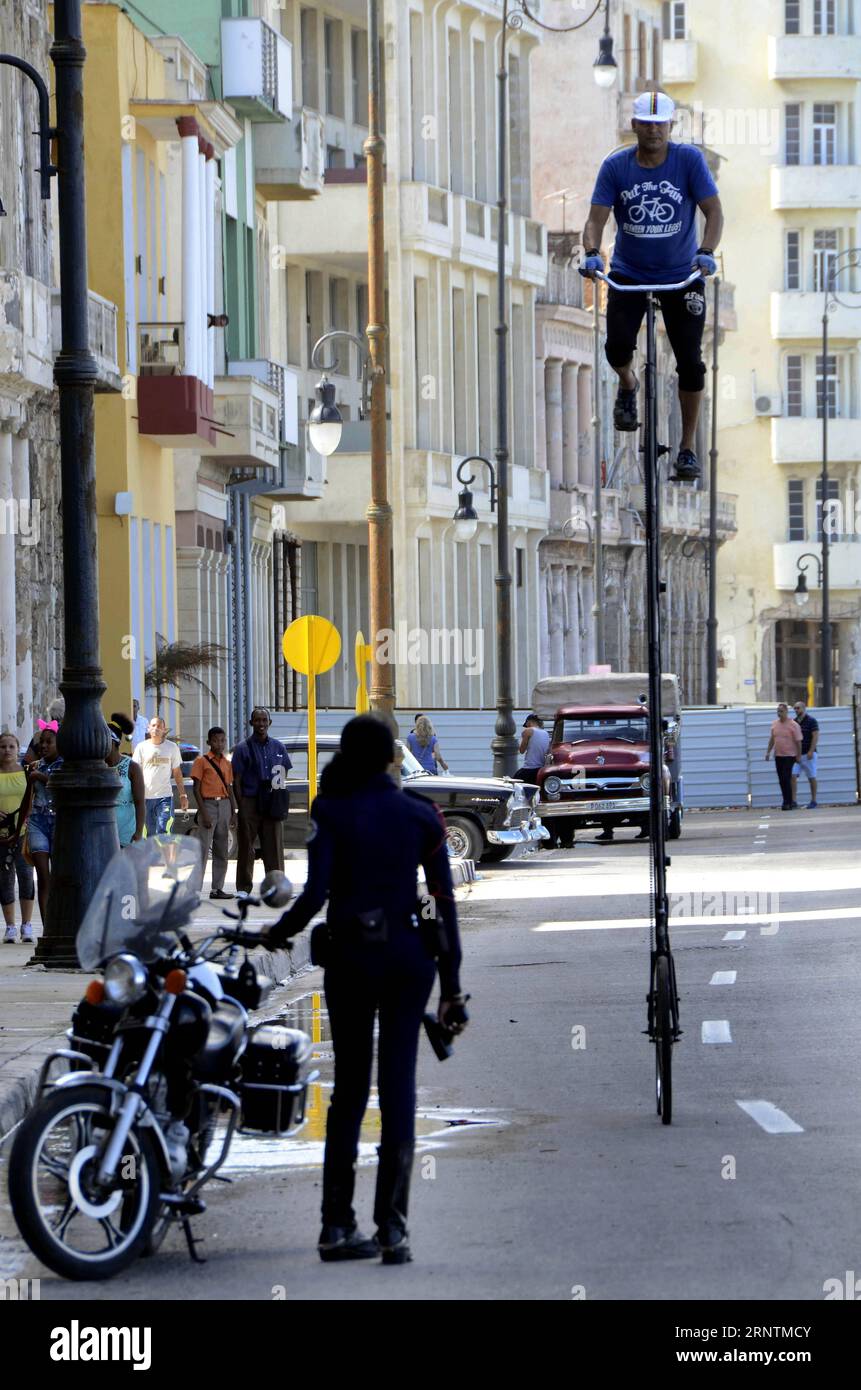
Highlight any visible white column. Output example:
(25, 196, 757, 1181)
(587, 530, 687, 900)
(0, 429, 17, 731)
(198, 147, 207, 383)
(205, 149, 216, 388)
(534, 348, 547, 470)
(545, 359, 563, 489)
(562, 364, 579, 490)
(577, 366, 593, 485)
(178, 120, 200, 379)
(12, 432, 33, 739)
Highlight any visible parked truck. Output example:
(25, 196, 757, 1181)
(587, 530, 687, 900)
(530, 673, 683, 845)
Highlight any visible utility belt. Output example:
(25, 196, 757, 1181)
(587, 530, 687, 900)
(310, 906, 445, 968)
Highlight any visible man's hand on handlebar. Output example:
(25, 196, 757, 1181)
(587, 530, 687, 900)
(580, 251, 604, 280)
(693, 248, 717, 277)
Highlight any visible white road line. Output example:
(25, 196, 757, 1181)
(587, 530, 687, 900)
(710, 971, 736, 985)
(702, 1019, 733, 1044)
(736, 1100, 804, 1135)
(532, 906, 861, 934)
(723, 929, 746, 941)
(757, 823, 769, 829)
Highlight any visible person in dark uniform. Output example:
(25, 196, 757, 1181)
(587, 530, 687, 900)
(264, 714, 467, 1265)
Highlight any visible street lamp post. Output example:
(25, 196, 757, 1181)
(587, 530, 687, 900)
(492, 0, 615, 775)
(2, 0, 119, 969)
(817, 246, 861, 707)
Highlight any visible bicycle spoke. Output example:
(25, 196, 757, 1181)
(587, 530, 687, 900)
(99, 1216, 125, 1250)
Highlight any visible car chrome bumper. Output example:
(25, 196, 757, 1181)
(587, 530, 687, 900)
(487, 822, 551, 845)
(538, 796, 652, 818)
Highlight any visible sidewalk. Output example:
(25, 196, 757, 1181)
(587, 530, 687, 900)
(0, 849, 476, 1141)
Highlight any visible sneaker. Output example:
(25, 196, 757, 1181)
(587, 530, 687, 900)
(21, 924, 34, 943)
(4, 925, 19, 944)
(613, 381, 640, 432)
(807, 801, 818, 809)
(673, 448, 701, 482)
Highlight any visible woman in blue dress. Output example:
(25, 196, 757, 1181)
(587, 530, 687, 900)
(405, 715, 449, 775)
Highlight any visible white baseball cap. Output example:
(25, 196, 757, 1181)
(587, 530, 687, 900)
(632, 91, 675, 123)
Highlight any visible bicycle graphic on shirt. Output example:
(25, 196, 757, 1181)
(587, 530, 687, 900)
(628, 198, 675, 224)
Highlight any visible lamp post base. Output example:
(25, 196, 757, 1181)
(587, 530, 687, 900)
(492, 704, 518, 779)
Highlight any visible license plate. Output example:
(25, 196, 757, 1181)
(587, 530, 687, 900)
(592, 801, 619, 812)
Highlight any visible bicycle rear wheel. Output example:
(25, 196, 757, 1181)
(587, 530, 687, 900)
(654, 953, 673, 1125)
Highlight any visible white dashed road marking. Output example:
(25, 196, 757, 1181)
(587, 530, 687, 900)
(723, 930, 746, 941)
(710, 971, 736, 985)
(702, 1020, 733, 1044)
(736, 1100, 804, 1135)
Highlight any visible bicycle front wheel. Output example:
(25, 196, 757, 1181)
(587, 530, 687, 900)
(654, 954, 673, 1125)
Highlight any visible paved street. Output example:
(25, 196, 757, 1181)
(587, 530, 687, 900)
(2, 805, 858, 1302)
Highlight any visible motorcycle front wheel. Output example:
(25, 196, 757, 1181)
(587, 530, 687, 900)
(9, 1083, 162, 1281)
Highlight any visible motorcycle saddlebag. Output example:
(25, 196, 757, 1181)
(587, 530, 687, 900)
(239, 1023, 314, 1135)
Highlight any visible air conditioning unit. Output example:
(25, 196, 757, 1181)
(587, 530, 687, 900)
(754, 392, 782, 417)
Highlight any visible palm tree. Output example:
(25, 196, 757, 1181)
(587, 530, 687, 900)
(144, 634, 228, 719)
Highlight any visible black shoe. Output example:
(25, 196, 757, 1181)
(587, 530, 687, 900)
(209, 889, 234, 900)
(595, 832, 614, 843)
(374, 1142, 414, 1266)
(613, 381, 640, 432)
(318, 1224, 379, 1262)
(634, 830, 650, 840)
(674, 448, 701, 482)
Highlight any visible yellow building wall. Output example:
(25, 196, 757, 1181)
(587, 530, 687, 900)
(72, 4, 178, 723)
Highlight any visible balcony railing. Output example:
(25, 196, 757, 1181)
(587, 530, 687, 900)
(227, 358, 299, 447)
(254, 106, 326, 201)
(49, 284, 120, 392)
(538, 260, 585, 310)
(139, 322, 184, 376)
(221, 18, 292, 122)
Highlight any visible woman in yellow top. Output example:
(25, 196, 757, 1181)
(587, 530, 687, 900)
(0, 733, 35, 944)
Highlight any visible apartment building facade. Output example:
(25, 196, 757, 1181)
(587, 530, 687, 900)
(663, 0, 861, 704)
(530, 0, 738, 702)
(273, 0, 548, 711)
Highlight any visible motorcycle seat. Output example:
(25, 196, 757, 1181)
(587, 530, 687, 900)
(193, 998, 246, 1081)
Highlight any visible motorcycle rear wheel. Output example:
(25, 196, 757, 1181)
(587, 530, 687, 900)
(9, 1083, 162, 1281)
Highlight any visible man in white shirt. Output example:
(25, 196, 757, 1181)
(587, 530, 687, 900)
(131, 716, 188, 836)
(131, 699, 149, 751)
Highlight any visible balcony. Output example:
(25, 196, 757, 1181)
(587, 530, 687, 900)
(549, 485, 622, 538)
(136, 323, 216, 448)
(768, 34, 861, 81)
(207, 373, 282, 470)
(270, 440, 326, 501)
(0, 271, 54, 395)
(254, 107, 325, 201)
(661, 39, 698, 85)
(227, 358, 299, 447)
(771, 416, 861, 465)
(771, 289, 861, 340)
(274, 178, 368, 266)
(771, 164, 861, 210)
(221, 18, 291, 123)
(51, 287, 121, 393)
(629, 484, 737, 536)
(774, 540, 861, 592)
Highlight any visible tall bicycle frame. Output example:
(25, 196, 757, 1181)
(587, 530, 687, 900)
(590, 266, 705, 1123)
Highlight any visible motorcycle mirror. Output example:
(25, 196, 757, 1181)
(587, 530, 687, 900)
(260, 870, 293, 909)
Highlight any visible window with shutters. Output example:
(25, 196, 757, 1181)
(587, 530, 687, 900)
(813, 229, 839, 291)
(816, 477, 840, 538)
(785, 104, 801, 165)
(786, 355, 803, 416)
(816, 353, 839, 417)
(787, 479, 805, 540)
(813, 103, 837, 165)
(785, 230, 801, 290)
(324, 18, 344, 118)
(351, 29, 368, 126)
(814, 0, 836, 35)
(300, 8, 319, 110)
(662, 2, 686, 40)
(784, 0, 800, 34)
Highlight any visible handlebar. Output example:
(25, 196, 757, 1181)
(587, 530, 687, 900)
(579, 268, 707, 293)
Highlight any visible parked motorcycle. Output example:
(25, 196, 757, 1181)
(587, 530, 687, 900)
(8, 835, 316, 1280)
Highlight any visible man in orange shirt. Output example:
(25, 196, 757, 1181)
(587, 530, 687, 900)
(190, 727, 239, 899)
(765, 703, 803, 811)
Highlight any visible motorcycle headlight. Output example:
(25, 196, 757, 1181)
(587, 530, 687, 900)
(544, 775, 562, 799)
(103, 952, 148, 1006)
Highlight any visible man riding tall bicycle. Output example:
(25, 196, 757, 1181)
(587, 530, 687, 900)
(581, 90, 724, 484)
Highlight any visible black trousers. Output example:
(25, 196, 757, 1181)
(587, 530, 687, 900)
(774, 756, 796, 807)
(605, 273, 707, 392)
(322, 931, 435, 1221)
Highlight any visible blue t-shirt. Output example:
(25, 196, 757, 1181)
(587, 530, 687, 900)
(406, 730, 438, 774)
(591, 143, 718, 286)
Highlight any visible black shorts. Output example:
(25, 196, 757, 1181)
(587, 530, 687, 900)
(605, 273, 707, 392)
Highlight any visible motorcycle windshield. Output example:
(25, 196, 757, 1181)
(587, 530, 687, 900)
(77, 835, 205, 971)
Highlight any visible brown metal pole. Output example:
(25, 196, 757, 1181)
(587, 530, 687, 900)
(364, 0, 396, 731)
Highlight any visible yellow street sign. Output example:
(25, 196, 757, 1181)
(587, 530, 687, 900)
(282, 615, 342, 800)
(355, 629, 373, 713)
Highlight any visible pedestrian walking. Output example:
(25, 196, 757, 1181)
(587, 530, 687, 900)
(190, 727, 238, 900)
(22, 698, 65, 767)
(264, 714, 467, 1265)
(26, 725, 64, 928)
(791, 701, 820, 809)
(105, 715, 145, 847)
(406, 714, 449, 773)
(0, 733, 35, 944)
(765, 703, 802, 810)
(231, 708, 292, 895)
(131, 698, 149, 751)
(515, 715, 550, 784)
(131, 716, 188, 836)
(581, 90, 723, 482)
